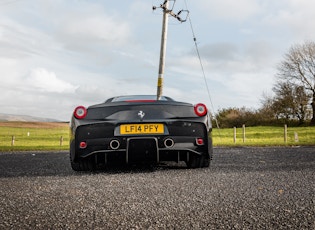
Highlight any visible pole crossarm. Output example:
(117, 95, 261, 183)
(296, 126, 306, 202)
(154, 0, 189, 23)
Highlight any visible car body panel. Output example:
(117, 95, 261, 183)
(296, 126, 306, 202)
(70, 95, 213, 170)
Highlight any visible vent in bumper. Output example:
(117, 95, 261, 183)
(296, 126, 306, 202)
(127, 137, 158, 163)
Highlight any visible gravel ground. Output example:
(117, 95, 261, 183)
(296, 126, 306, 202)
(0, 147, 314, 229)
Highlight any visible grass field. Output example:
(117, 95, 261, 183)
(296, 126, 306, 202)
(0, 122, 314, 151)
(213, 126, 315, 146)
(0, 122, 69, 151)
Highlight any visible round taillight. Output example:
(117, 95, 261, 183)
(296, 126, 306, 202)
(74, 106, 87, 119)
(79, 141, 87, 149)
(196, 138, 204, 146)
(194, 103, 207, 117)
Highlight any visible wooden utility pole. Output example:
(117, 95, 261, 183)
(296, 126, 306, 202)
(153, 0, 189, 100)
(156, 1, 169, 100)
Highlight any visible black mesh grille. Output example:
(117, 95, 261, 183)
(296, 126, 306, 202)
(76, 123, 115, 140)
(166, 121, 206, 137)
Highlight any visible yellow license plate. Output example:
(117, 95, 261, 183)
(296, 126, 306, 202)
(120, 123, 164, 135)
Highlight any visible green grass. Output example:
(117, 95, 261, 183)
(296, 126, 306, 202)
(0, 122, 314, 151)
(0, 122, 69, 151)
(213, 126, 315, 146)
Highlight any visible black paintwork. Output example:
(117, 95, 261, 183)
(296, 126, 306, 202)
(70, 95, 213, 171)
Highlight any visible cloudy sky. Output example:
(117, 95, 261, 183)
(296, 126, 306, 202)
(1, 0, 315, 121)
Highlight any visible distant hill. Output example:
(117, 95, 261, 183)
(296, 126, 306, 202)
(0, 113, 60, 122)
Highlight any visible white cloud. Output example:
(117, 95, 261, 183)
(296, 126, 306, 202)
(26, 68, 78, 93)
(195, 0, 260, 21)
(58, 15, 130, 46)
(261, 0, 315, 41)
(0, 57, 20, 83)
(1, 0, 315, 120)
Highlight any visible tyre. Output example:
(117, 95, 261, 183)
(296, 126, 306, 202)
(186, 154, 201, 168)
(70, 158, 82, 171)
(70, 141, 95, 171)
(70, 156, 95, 171)
(201, 157, 210, 168)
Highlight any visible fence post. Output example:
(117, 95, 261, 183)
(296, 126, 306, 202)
(242, 124, 246, 143)
(284, 124, 287, 143)
(294, 132, 299, 142)
(11, 136, 15, 146)
(60, 136, 64, 146)
(233, 127, 236, 144)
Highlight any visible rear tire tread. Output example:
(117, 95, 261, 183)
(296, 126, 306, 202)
(71, 157, 95, 171)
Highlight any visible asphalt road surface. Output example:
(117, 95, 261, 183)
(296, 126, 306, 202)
(0, 147, 314, 229)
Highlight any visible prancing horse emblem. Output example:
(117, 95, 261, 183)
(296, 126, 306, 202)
(138, 111, 145, 120)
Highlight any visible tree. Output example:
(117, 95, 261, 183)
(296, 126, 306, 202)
(259, 93, 278, 123)
(277, 41, 315, 125)
(272, 82, 310, 124)
(215, 107, 260, 128)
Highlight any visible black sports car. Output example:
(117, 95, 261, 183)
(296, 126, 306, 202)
(70, 95, 213, 171)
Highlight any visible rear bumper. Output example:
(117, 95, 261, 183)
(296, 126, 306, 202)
(70, 120, 212, 165)
(71, 135, 212, 165)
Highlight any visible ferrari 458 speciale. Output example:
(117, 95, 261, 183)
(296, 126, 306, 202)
(70, 95, 213, 171)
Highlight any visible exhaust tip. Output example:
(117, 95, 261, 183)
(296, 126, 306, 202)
(109, 139, 120, 150)
(164, 138, 174, 148)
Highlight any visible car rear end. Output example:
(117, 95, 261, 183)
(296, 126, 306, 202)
(70, 97, 212, 170)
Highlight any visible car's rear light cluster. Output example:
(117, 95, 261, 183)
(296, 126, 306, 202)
(196, 138, 204, 146)
(194, 103, 207, 117)
(74, 106, 87, 119)
(79, 141, 87, 149)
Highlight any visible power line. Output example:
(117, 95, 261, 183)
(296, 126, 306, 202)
(184, 0, 221, 131)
